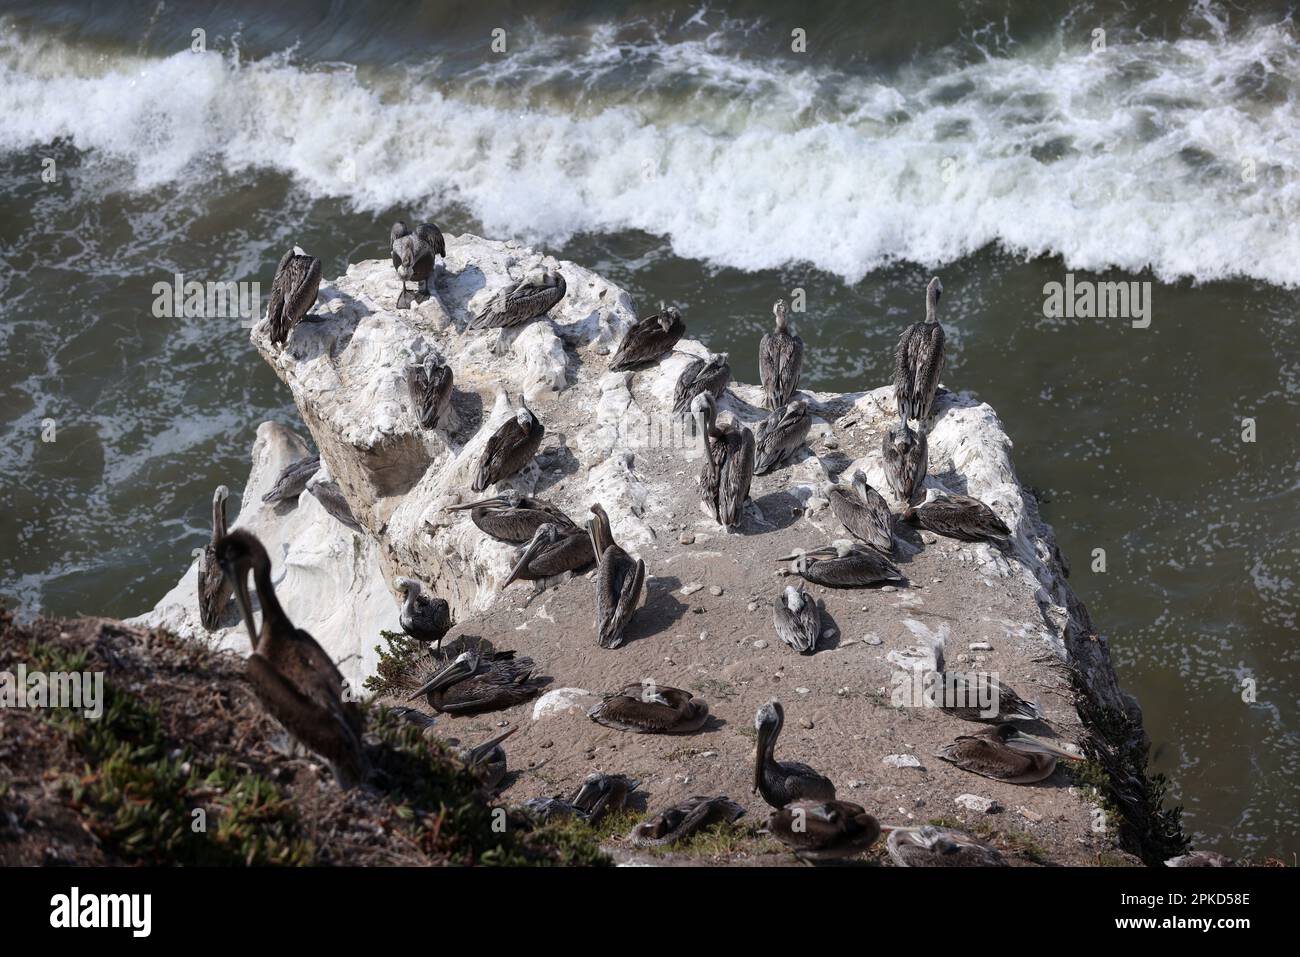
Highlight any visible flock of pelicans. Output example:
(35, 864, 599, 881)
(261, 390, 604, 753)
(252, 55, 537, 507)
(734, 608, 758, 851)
(192, 223, 1089, 866)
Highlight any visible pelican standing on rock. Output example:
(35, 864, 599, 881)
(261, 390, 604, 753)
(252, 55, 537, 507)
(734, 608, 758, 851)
(754, 399, 811, 474)
(216, 530, 368, 788)
(446, 490, 576, 543)
(882, 422, 927, 505)
(886, 825, 1005, 867)
(769, 800, 880, 863)
(905, 488, 1011, 545)
(261, 454, 320, 506)
(473, 399, 544, 492)
(501, 522, 595, 588)
(610, 304, 684, 370)
(407, 646, 544, 716)
(672, 352, 730, 419)
(394, 577, 452, 650)
(753, 701, 835, 808)
(692, 392, 754, 530)
(893, 276, 945, 426)
(936, 724, 1082, 783)
(266, 247, 322, 347)
(406, 349, 453, 431)
(197, 485, 232, 630)
(390, 221, 445, 309)
(588, 680, 709, 734)
(469, 267, 566, 330)
(760, 298, 803, 410)
(827, 469, 893, 553)
(629, 797, 744, 848)
(772, 585, 821, 654)
(588, 504, 644, 649)
(777, 541, 904, 588)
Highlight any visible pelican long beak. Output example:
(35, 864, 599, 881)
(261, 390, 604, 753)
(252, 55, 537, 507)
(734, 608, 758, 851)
(775, 547, 832, 563)
(1007, 731, 1085, 761)
(407, 657, 474, 701)
(222, 561, 259, 651)
(466, 726, 518, 765)
(502, 531, 547, 589)
(445, 496, 509, 512)
(752, 720, 773, 795)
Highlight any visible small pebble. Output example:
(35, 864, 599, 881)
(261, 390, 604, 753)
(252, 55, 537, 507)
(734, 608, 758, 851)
(955, 794, 1002, 814)
(1017, 806, 1043, 823)
(680, 582, 704, 596)
(796, 687, 811, 695)
(699, 630, 710, 641)
(679, 532, 695, 545)
(799, 718, 814, 730)
(709, 585, 723, 596)
(883, 754, 922, 768)
(863, 634, 882, 646)
(752, 639, 768, 650)
(746, 601, 758, 612)
(921, 532, 938, 544)
(880, 585, 896, 593)
(970, 641, 992, 651)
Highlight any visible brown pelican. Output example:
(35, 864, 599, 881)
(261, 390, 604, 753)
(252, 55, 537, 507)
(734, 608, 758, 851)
(501, 522, 595, 588)
(904, 488, 1011, 545)
(588, 680, 709, 734)
(468, 267, 566, 330)
(446, 490, 576, 543)
(893, 276, 945, 426)
(753, 701, 835, 808)
(394, 577, 452, 650)
(390, 221, 445, 309)
(827, 470, 893, 553)
(406, 644, 544, 716)
(769, 800, 880, 863)
(629, 796, 744, 848)
(929, 635, 1040, 722)
(882, 422, 927, 505)
(588, 504, 644, 649)
(215, 529, 368, 788)
(754, 399, 811, 474)
(261, 454, 320, 506)
(692, 392, 754, 530)
(197, 485, 232, 630)
(759, 298, 803, 411)
(1165, 851, 1236, 867)
(266, 247, 322, 347)
(524, 772, 640, 824)
(886, 825, 1005, 867)
(406, 350, 453, 430)
(305, 469, 363, 533)
(772, 585, 820, 654)
(936, 724, 1082, 783)
(472, 401, 544, 492)
(457, 726, 517, 790)
(776, 541, 904, 588)
(610, 304, 684, 370)
(672, 351, 730, 419)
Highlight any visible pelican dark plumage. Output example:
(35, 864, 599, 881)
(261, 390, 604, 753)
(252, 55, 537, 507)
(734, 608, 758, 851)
(446, 490, 576, 544)
(502, 522, 595, 588)
(904, 488, 1011, 544)
(672, 352, 730, 419)
(469, 267, 566, 330)
(215, 529, 368, 788)
(886, 825, 1005, 867)
(266, 247, 322, 347)
(769, 800, 880, 863)
(692, 392, 754, 530)
(753, 701, 835, 808)
(473, 401, 544, 492)
(588, 681, 709, 734)
(827, 470, 893, 553)
(524, 773, 641, 824)
(457, 726, 517, 790)
(197, 484, 232, 630)
(609, 304, 684, 370)
(772, 585, 820, 654)
(629, 796, 744, 848)
(261, 454, 321, 506)
(936, 724, 1082, 783)
(759, 298, 803, 410)
(395, 577, 452, 649)
(390, 221, 445, 309)
(930, 635, 1040, 722)
(406, 350, 453, 430)
(754, 399, 811, 474)
(407, 645, 544, 716)
(882, 422, 928, 505)
(776, 540, 904, 589)
(893, 276, 945, 426)
(305, 470, 363, 533)
(588, 504, 645, 649)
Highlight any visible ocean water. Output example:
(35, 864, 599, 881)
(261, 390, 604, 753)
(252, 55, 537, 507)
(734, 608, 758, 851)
(0, 0, 1296, 858)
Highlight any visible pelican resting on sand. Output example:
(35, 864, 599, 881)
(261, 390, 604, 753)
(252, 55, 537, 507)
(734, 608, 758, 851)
(936, 724, 1082, 783)
(473, 400, 544, 492)
(266, 247, 322, 347)
(772, 585, 821, 654)
(905, 488, 1011, 545)
(610, 304, 684, 370)
(446, 490, 576, 543)
(673, 352, 731, 419)
(827, 470, 893, 553)
(469, 267, 566, 330)
(930, 635, 1040, 722)
(457, 727, 517, 790)
(407, 639, 545, 716)
(406, 350, 453, 430)
(760, 298, 803, 410)
(629, 796, 744, 848)
(216, 529, 368, 788)
(261, 454, 320, 506)
(693, 392, 754, 530)
(588, 681, 709, 734)
(588, 503, 644, 649)
(502, 522, 595, 588)
(882, 422, 927, 505)
(886, 825, 1006, 867)
(777, 541, 904, 589)
(893, 276, 945, 426)
(524, 773, 640, 824)
(197, 485, 232, 630)
(754, 399, 811, 474)
(390, 221, 445, 309)
(753, 701, 835, 808)
(395, 577, 452, 649)
(769, 800, 880, 863)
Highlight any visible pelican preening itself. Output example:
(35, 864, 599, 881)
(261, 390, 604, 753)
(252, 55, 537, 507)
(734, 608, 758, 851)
(777, 541, 904, 589)
(473, 400, 544, 492)
(469, 267, 566, 330)
(754, 399, 811, 474)
(216, 529, 368, 788)
(197, 484, 232, 631)
(930, 635, 1041, 722)
(673, 351, 731, 419)
(406, 350, 453, 431)
(759, 298, 803, 411)
(882, 422, 927, 506)
(827, 470, 893, 553)
(588, 503, 645, 649)
(936, 724, 1082, 783)
(893, 276, 945, 426)
(524, 773, 641, 824)
(406, 643, 545, 716)
(610, 304, 684, 370)
(772, 585, 821, 654)
(905, 488, 1012, 545)
(753, 701, 835, 808)
(457, 726, 517, 790)
(446, 490, 576, 544)
(501, 522, 595, 588)
(886, 825, 1006, 867)
(588, 681, 709, 734)
(394, 577, 453, 650)
(769, 800, 880, 863)
(692, 392, 754, 530)
(389, 220, 445, 309)
(629, 796, 745, 848)
(261, 454, 321, 506)
(266, 247, 322, 347)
